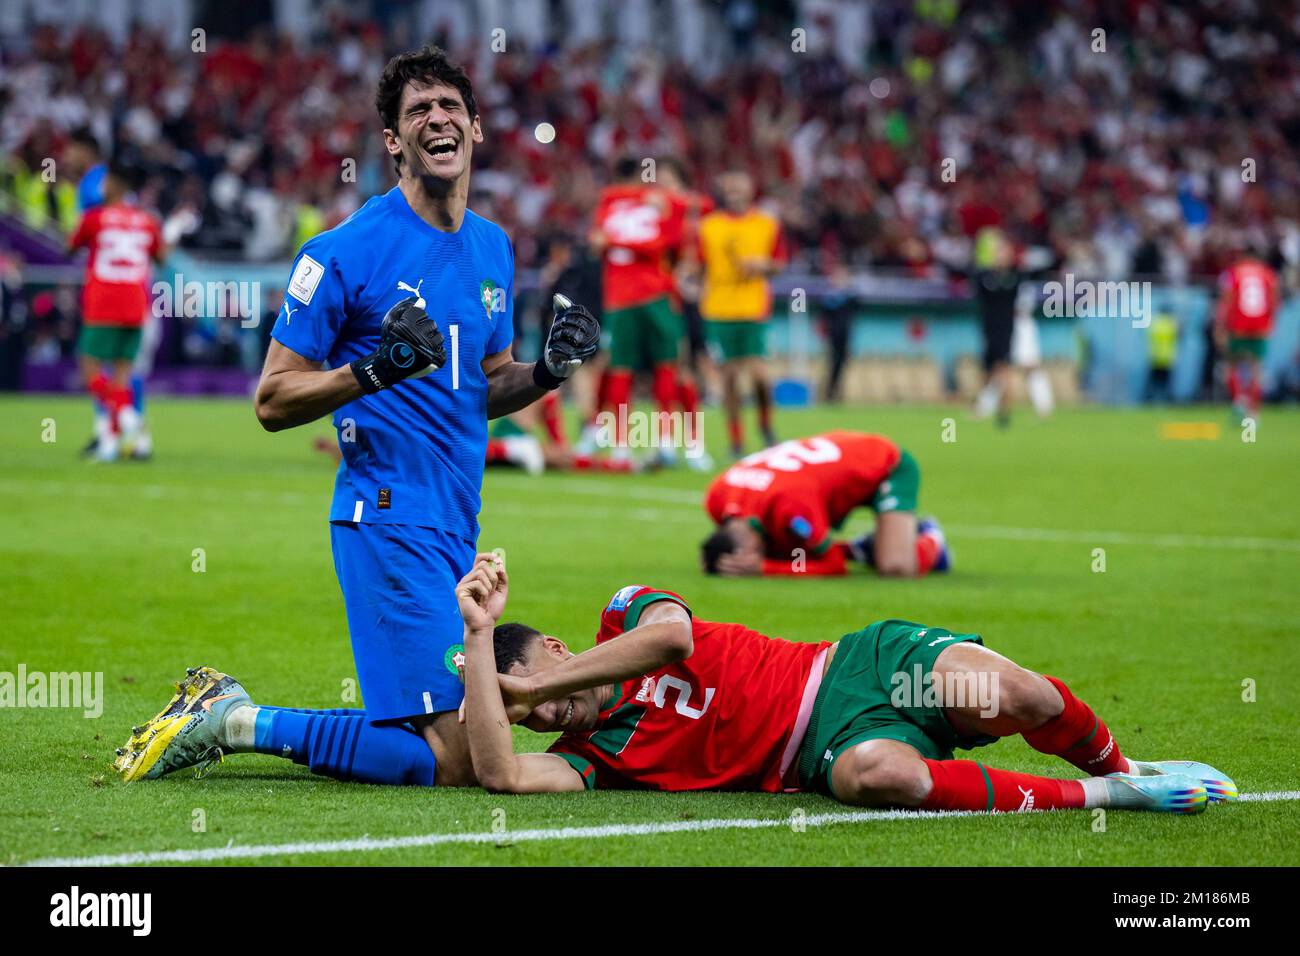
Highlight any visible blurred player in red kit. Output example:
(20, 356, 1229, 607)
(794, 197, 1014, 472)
(1215, 253, 1279, 417)
(658, 156, 714, 469)
(68, 162, 165, 461)
(701, 431, 949, 577)
(586, 157, 691, 467)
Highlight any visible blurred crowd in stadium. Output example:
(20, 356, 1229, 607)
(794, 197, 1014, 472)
(6, 0, 1299, 271)
(1, 0, 1297, 392)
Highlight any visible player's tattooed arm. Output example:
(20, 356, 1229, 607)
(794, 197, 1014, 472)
(254, 339, 364, 431)
(457, 559, 585, 793)
(522, 601, 694, 706)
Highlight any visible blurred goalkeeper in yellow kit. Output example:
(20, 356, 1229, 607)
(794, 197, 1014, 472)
(697, 171, 786, 458)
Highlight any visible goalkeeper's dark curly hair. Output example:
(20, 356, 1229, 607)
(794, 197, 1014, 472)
(375, 45, 478, 170)
(492, 622, 544, 673)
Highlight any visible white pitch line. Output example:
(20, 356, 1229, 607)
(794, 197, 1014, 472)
(1239, 790, 1300, 802)
(17, 792, 1300, 867)
(4, 477, 1299, 555)
(19, 809, 975, 867)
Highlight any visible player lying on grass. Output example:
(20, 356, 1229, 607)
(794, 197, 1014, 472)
(456, 557, 1236, 812)
(702, 431, 948, 577)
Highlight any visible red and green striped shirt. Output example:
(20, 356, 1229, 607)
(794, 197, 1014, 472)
(548, 585, 831, 792)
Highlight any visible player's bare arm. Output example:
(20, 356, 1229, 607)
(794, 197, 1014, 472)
(255, 294, 445, 431)
(457, 558, 586, 793)
(508, 600, 693, 710)
(484, 295, 602, 419)
(254, 340, 365, 431)
(482, 347, 548, 419)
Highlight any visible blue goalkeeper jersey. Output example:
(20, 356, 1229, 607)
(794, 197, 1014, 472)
(271, 186, 515, 541)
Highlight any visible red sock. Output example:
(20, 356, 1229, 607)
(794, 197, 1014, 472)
(605, 370, 633, 445)
(914, 534, 938, 575)
(652, 364, 678, 442)
(921, 759, 1085, 812)
(1246, 377, 1261, 412)
(1021, 675, 1128, 776)
(485, 438, 509, 463)
(110, 384, 134, 415)
(728, 416, 743, 452)
(571, 453, 632, 473)
(678, 376, 698, 416)
(90, 377, 133, 433)
(1227, 366, 1241, 405)
(587, 370, 612, 426)
(87, 372, 113, 404)
(87, 373, 117, 432)
(540, 391, 566, 446)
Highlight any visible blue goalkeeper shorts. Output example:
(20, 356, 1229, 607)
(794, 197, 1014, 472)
(330, 521, 475, 723)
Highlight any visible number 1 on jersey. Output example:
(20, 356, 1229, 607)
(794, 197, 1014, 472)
(450, 324, 459, 390)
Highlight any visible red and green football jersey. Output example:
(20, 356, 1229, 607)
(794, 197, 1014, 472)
(547, 585, 831, 792)
(704, 432, 902, 557)
(1218, 258, 1279, 337)
(594, 185, 685, 310)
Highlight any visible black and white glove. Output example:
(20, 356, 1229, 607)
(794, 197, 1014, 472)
(533, 294, 600, 390)
(351, 297, 446, 394)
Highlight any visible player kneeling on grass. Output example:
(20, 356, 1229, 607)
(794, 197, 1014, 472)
(702, 431, 947, 577)
(457, 557, 1235, 812)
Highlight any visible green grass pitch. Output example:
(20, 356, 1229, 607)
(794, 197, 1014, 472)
(1, 394, 1297, 866)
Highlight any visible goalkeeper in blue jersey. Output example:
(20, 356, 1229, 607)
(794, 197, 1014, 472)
(114, 47, 599, 788)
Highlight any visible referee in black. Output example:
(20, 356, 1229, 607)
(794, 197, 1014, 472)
(970, 227, 1022, 427)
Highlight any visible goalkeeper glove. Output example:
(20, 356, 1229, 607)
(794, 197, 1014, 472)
(351, 297, 446, 394)
(534, 294, 600, 389)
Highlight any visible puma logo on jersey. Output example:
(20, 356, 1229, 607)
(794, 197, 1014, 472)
(928, 635, 956, 647)
(397, 278, 426, 309)
(281, 303, 297, 325)
(1017, 786, 1035, 811)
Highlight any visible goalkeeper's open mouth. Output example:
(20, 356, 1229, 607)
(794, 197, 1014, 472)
(420, 134, 460, 170)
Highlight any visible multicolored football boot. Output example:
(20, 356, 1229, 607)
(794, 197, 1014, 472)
(1104, 772, 1209, 813)
(113, 667, 250, 782)
(1130, 760, 1238, 803)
